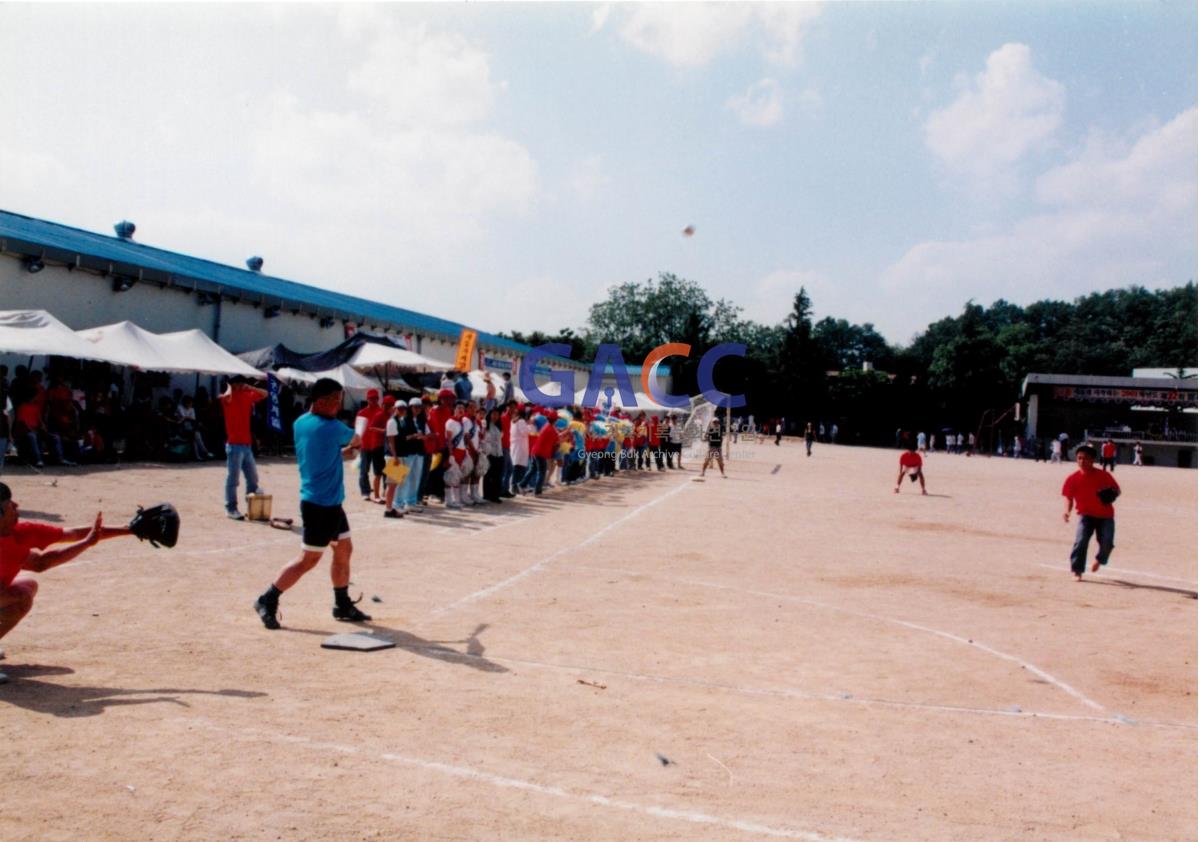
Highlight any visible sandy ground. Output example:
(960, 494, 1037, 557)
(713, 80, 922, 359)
(0, 438, 1194, 841)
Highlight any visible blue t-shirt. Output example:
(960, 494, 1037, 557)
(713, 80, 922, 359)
(294, 412, 355, 506)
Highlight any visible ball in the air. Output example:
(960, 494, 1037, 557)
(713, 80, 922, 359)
(682, 225, 695, 237)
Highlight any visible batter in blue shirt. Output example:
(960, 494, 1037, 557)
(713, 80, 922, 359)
(253, 378, 372, 629)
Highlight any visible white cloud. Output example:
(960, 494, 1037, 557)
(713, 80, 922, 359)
(924, 43, 1065, 188)
(615, 4, 820, 69)
(347, 23, 498, 127)
(727, 79, 784, 128)
(880, 108, 1197, 340)
(619, 4, 753, 68)
(485, 274, 592, 336)
(0, 147, 75, 198)
(251, 93, 538, 242)
(756, 4, 822, 67)
(568, 155, 614, 201)
(797, 87, 824, 113)
(590, 4, 611, 35)
(1035, 108, 1197, 214)
(743, 269, 840, 326)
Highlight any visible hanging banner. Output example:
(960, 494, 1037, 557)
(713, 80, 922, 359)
(454, 328, 478, 371)
(267, 372, 283, 433)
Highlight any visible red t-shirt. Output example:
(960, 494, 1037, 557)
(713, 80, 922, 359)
(221, 386, 265, 446)
(1101, 442, 1116, 459)
(355, 404, 379, 450)
(899, 451, 923, 469)
(17, 385, 46, 431)
(429, 405, 456, 453)
(365, 406, 390, 451)
(46, 386, 75, 426)
(1, 520, 66, 587)
(648, 417, 660, 446)
(1062, 468, 1120, 518)
(501, 414, 512, 449)
(533, 424, 559, 459)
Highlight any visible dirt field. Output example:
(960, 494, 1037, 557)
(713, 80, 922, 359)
(0, 438, 1195, 841)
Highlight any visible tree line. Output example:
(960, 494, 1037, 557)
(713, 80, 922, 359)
(501, 274, 1197, 444)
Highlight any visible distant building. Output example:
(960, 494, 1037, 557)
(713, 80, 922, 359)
(0, 208, 591, 386)
(1021, 373, 1198, 468)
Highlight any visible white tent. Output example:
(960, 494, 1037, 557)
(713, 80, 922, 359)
(0, 310, 135, 364)
(574, 386, 661, 414)
(273, 363, 384, 399)
(155, 329, 266, 377)
(76, 321, 263, 377)
(349, 342, 452, 374)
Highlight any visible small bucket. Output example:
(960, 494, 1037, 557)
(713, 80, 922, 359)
(246, 493, 273, 522)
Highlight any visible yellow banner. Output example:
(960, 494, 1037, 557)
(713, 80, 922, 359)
(454, 328, 478, 371)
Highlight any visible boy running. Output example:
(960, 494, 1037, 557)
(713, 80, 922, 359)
(254, 378, 370, 629)
(1062, 444, 1121, 581)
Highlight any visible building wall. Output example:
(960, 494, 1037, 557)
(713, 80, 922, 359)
(0, 254, 527, 370)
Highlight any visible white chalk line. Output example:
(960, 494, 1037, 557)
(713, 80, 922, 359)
(397, 644, 1189, 730)
(1033, 563, 1197, 587)
(577, 564, 1107, 713)
(429, 479, 693, 617)
(176, 715, 862, 842)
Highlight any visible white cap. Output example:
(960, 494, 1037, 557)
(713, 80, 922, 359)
(408, 397, 423, 407)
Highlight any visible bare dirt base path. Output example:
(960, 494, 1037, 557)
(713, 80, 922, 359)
(1, 441, 1194, 840)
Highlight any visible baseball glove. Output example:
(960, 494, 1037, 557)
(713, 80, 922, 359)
(129, 503, 180, 548)
(1096, 487, 1121, 506)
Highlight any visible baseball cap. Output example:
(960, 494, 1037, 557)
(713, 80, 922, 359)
(383, 394, 396, 407)
(408, 397, 423, 407)
(367, 388, 380, 400)
(438, 388, 455, 400)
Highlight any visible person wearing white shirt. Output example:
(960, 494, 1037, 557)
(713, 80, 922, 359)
(510, 410, 531, 491)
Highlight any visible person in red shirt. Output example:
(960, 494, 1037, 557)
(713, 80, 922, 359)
(220, 376, 267, 519)
(500, 401, 516, 498)
(355, 389, 385, 503)
(648, 414, 664, 471)
(15, 371, 71, 467)
(531, 414, 559, 495)
(1100, 438, 1118, 472)
(424, 389, 455, 504)
(1062, 444, 1121, 581)
(894, 444, 926, 495)
(0, 482, 136, 682)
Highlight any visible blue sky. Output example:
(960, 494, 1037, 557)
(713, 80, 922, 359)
(0, 2, 1194, 346)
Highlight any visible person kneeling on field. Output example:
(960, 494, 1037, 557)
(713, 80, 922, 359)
(0, 482, 139, 681)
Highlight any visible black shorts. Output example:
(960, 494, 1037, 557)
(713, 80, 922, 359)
(367, 447, 386, 475)
(300, 501, 351, 550)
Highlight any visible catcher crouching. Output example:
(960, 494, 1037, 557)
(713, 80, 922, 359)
(0, 483, 179, 681)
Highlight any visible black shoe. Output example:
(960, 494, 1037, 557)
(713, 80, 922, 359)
(384, 509, 403, 519)
(333, 603, 372, 622)
(254, 597, 281, 630)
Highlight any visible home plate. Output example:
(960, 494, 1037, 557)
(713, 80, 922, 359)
(321, 632, 396, 652)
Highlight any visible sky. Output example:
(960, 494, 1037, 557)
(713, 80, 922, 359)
(0, 2, 1195, 346)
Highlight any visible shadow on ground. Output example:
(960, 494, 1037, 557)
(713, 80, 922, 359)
(0, 664, 267, 717)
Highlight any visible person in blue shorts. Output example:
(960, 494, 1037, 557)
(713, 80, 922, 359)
(254, 378, 371, 630)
